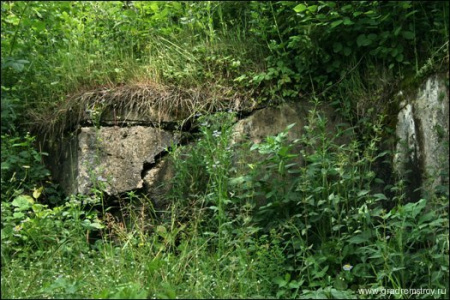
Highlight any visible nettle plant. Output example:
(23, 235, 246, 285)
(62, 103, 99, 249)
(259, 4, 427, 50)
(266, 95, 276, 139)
(229, 99, 448, 296)
(168, 111, 237, 253)
(165, 98, 448, 296)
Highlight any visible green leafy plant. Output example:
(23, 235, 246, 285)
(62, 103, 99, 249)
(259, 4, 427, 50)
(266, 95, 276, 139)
(226, 98, 448, 296)
(1, 194, 103, 265)
(169, 111, 237, 255)
(1, 132, 51, 201)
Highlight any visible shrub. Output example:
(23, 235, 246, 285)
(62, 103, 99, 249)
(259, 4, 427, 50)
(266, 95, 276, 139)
(1, 132, 51, 201)
(1, 194, 103, 266)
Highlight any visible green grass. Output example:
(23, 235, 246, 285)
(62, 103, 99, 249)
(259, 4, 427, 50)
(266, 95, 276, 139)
(1, 203, 275, 299)
(2, 2, 267, 134)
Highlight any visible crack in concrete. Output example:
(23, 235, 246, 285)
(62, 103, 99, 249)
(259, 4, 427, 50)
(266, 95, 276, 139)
(140, 150, 169, 180)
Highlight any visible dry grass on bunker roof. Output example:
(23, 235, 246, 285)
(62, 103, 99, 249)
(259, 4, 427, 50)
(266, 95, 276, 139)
(27, 79, 256, 139)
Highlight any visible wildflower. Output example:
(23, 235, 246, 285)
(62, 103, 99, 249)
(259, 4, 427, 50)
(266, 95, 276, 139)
(97, 175, 107, 182)
(69, 198, 81, 205)
(343, 264, 353, 271)
(212, 130, 221, 137)
(13, 225, 22, 232)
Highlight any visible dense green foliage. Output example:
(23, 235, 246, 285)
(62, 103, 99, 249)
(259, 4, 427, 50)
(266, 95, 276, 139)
(1, 1, 449, 299)
(167, 101, 448, 298)
(2, 1, 448, 120)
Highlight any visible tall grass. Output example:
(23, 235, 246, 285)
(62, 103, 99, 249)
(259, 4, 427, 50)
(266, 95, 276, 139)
(1, 1, 266, 122)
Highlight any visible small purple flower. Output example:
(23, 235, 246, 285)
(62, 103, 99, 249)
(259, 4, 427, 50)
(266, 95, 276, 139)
(97, 175, 107, 182)
(343, 264, 353, 271)
(212, 161, 220, 169)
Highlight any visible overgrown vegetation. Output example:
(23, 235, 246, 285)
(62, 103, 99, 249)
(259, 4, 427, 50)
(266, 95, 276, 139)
(2, 1, 449, 299)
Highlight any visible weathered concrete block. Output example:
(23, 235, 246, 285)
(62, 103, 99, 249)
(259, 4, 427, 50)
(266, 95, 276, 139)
(77, 126, 179, 195)
(394, 73, 449, 197)
(232, 101, 347, 145)
(45, 126, 179, 197)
